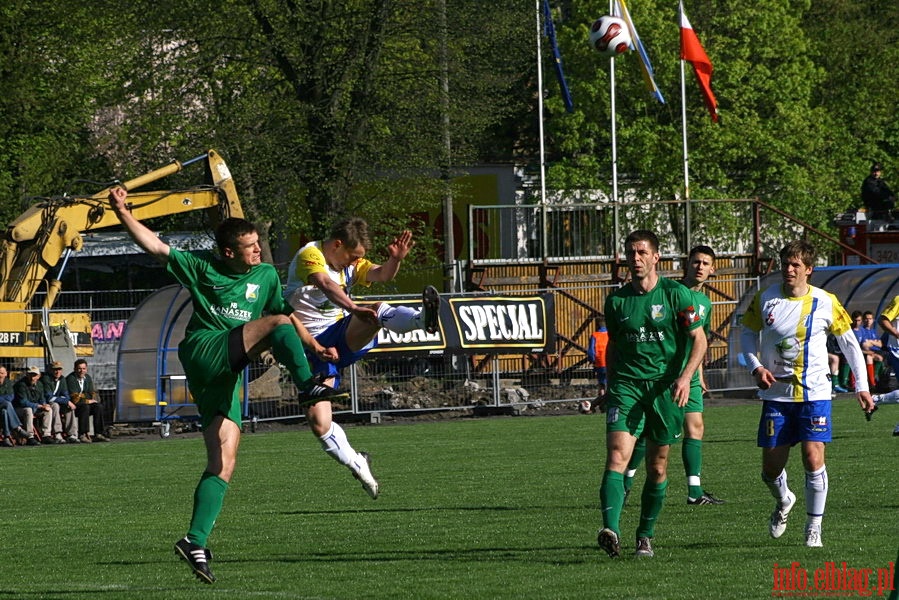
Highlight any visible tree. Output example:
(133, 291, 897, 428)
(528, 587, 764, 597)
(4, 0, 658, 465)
(541, 0, 854, 248)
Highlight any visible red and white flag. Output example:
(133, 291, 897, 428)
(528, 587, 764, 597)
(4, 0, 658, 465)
(679, 1, 718, 122)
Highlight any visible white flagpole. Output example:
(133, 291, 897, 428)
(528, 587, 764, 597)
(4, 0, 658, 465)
(679, 2, 692, 250)
(537, 0, 546, 207)
(610, 0, 620, 256)
(536, 0, 548, 260)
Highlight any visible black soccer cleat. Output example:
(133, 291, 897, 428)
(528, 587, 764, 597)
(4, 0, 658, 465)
(597, 527, 620, 558)
(865, 405, 878, 421)
(687, 491, 725, 505)
(421, 285, 441, 334)
(174, 537, 215, 584)
(296, 377, 350, 406)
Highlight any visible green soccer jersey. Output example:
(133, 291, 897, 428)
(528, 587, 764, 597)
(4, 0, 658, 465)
(604, 277, 703, 383)
(166, 248, 292, 335)
(689, 287, 713, 385)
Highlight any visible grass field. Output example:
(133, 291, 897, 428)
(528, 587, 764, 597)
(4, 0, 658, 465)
(2, 399, 896, 599)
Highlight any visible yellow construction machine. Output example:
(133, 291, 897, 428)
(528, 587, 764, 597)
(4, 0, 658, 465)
(0, 150, 243, 364)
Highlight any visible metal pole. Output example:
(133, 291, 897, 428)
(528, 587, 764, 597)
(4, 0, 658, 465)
(681, 57, 692, 252)
(610, 0, 620, 257)
(537, 0, 548, 261)
(438, 0, 455, 292)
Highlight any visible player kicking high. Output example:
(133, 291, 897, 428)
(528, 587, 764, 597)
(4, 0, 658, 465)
(285, 217, 440, 500)
(111, 186, 345, 584)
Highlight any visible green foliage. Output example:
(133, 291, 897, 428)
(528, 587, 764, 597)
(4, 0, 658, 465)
(543, 0, 899, 240)
(0, 402, 894, 598)
(2, 1, 899, 257)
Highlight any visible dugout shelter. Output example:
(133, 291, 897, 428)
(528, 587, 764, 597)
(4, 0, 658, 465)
(115, 284, 248, 430)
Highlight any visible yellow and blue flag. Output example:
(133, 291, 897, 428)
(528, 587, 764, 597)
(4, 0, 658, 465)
(614, 0, 665, 104)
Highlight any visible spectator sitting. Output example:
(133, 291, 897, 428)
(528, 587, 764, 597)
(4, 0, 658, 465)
(13, 366, 48, 445)
(826, 334, 849, 394)
(0, 366, 29, 446)
(41, 361, 79, 443)
(66, 359, 109, 443)
(853, 310, 884, 389)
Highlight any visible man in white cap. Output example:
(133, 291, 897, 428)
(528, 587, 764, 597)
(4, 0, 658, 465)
(13, 366, 55, 444)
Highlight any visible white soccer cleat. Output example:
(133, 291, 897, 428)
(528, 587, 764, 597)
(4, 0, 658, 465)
(769, 491, 796, 539)
(805, 523, 823, 548)
(353, 451, 380, 499)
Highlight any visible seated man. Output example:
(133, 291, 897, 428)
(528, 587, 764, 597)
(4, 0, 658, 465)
(13, 366, 52, 445)
(66, 359, 109, 443)
(284, 217, 440, 499)
(852, 310, 883, 389)
(40, 361, 80, 443)
(0, 366, 28, 446)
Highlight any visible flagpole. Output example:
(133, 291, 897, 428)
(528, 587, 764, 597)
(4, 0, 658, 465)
(609, 0, 620, 258)
(536, 0, 548, 261)
(680, 55, 692, 251)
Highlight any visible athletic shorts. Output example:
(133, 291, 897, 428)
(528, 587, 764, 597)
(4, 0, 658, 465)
(307, 317, 377, 387)
(684, 381, 704, 413)
(594, 367, 608, 387)
(605, 378, 685, 446)
(179, 329, 244, 428)
(757, 400, 832, 448)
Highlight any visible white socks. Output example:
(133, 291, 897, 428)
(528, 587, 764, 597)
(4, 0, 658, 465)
(805, 465, 828, 518)
(319, 422, 361, 473)
(762, 469, 791, 503)
(376, 304, 422, 333)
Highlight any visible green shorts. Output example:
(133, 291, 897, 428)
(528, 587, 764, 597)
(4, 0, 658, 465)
(605, 378, 686, 445)
(179, 329, 244, 428)
(684, 381, 704, 413)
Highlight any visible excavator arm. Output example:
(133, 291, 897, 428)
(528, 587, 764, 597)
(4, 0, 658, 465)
(0, 149, 243, 360)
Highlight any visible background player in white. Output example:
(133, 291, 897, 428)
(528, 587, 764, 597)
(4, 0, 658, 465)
(740, 240, 874, 547)
(285, 217, 440, 500)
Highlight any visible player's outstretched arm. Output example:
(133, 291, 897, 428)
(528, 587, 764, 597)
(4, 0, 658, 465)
(366, 230, 414, 283)
(109, 187, 171, 264)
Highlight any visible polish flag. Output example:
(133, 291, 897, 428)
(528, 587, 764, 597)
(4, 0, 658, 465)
(679, 1, 718, 122)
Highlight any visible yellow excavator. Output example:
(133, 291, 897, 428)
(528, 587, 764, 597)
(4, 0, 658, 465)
(0, 149, 243, 365)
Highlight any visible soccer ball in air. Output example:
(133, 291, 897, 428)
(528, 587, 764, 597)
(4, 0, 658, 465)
(589, 16, 631, 57)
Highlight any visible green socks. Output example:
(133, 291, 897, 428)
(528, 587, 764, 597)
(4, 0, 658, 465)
(599, 470, 625, 534)
(683, 437, 704, 499)
(637, 479, 669, 539)
(269, 323, 314, 388)
(187, 472, 229, 547)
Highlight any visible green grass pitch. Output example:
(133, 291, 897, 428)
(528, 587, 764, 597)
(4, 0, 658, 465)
(2, 399, 895, 599)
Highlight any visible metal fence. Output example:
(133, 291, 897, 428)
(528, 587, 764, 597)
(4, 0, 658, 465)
(468, 198, 764, 264)
(23, 265, 761, 427)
